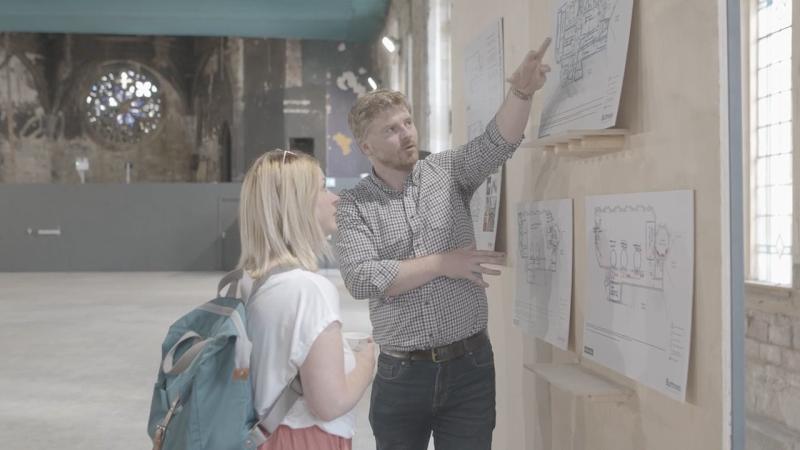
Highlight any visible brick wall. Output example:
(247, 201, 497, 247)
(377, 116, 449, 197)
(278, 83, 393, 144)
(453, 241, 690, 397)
(745, 290, 800, 449)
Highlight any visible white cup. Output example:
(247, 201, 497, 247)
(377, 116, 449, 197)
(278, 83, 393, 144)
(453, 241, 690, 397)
(343, 331, 371, 352)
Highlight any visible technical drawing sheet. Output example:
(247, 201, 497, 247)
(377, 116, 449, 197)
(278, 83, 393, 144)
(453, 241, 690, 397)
(514, 199, 573, 350)
(538, 0, 633, 138)
(583, 190, 694, 401)
(463, 18, 505, 250)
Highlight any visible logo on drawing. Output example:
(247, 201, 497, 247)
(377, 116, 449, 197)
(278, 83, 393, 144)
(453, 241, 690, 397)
(665, 378, 682, 392)
(583, 346, 594, 356)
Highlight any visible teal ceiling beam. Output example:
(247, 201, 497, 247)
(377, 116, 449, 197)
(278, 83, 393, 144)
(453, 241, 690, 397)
(0, 0, 389, 41)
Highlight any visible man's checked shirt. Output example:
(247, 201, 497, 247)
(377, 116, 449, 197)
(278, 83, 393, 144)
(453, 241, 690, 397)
(334, 118, 522, 352)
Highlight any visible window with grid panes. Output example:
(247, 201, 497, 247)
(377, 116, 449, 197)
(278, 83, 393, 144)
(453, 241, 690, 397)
(751, 0, 793, 285)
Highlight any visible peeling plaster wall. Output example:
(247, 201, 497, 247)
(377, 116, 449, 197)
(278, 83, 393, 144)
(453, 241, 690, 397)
(372, 0, 430, 150)
(0, 35, 50, 182)
(301, 39, 374, 178)
(193, 38, 234, 182)
(0, 33, 231, 184)
(0, 33, 379, 184)
(241, 38, 286, 173)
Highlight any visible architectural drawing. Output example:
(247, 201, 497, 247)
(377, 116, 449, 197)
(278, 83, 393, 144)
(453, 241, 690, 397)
(591, 205, 670, 306)
(555, 0, 615, 85)
(538, 0, 632, 138)
(514, 199, 573, 350)
(518, 208, 560, 284)
(583, 190, 694, 401)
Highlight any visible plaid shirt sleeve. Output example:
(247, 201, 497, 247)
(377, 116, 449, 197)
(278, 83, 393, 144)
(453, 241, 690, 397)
(430, 117, 523, 194)
(334, 192, 400, 300)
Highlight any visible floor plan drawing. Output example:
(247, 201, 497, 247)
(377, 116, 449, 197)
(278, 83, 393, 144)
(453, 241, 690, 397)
(519, 208, 560, 282)
(555, 0, 615, 85)
(514, 199, 573, 350)
(583, 190, 694, 401)
(538, 0, 632, 138)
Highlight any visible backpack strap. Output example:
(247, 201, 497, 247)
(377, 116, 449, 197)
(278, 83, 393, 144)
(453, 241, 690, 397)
(244, 266, 293, 306)
(217, 269, 244, 298)
(246, 276, 269, 306)
(239, 267, 304, 449)
(244, 376, 303, 449)
(162, 331, 208, 375)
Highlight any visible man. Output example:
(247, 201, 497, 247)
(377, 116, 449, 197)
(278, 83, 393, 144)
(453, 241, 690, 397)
(335, 38, 552, 450)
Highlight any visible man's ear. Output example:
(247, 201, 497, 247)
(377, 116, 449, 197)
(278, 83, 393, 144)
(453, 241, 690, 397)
(358, 140, 371, 156)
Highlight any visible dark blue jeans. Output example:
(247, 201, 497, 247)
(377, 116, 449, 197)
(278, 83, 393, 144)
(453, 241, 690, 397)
(368, 339, 496, 450)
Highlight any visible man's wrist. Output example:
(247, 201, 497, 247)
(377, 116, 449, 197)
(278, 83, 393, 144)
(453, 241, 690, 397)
(509, 86, 533, 101)
(428, 253, 445, 278)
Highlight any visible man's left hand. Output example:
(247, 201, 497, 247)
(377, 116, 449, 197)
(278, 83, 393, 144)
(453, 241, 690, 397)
(507, 37, 552, 96)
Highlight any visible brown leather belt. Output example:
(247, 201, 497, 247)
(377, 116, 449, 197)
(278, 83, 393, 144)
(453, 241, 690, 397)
(380, 330, 489, 363)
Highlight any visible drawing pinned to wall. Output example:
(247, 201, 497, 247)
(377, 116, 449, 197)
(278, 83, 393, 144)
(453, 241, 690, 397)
(463, 18, 505, 250)
(538, 0, 633, 138)
(514, 199, 573, 350)
(583, 190, 694, 402)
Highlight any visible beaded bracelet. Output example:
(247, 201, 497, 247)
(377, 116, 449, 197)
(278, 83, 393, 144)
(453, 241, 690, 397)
(510, 86, 533, 101)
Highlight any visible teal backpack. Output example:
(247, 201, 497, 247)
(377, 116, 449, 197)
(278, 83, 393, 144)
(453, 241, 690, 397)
(147, 270, 302, 450)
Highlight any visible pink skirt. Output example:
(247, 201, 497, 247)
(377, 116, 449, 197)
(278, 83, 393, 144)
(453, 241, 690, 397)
(258, 425, 352, 450)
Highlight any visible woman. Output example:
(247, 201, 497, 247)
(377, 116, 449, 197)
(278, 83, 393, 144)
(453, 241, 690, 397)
(239, 149, 376, 450)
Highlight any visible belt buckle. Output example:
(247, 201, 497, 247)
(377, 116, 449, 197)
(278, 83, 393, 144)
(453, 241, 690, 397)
(431, 347, 443, 363)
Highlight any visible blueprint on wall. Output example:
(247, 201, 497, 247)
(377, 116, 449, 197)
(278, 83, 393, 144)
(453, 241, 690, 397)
(463, 19, 505, 250)
(583, 190, 694, 401)
(514, 199, 573, 350)
(538, 0, 633, 138)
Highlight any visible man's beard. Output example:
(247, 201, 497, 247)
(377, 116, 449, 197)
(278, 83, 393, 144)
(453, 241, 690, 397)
(382, 146, 418, 171)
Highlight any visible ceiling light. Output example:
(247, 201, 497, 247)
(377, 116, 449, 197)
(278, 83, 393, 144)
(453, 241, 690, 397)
(368, 77, 378, 90)
(381, 36, 397, 53)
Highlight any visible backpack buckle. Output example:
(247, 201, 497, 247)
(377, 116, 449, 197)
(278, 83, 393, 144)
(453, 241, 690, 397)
(245, 424, 268, 449)
(152, 397, 180, 450)
(152, 425, 166, 450)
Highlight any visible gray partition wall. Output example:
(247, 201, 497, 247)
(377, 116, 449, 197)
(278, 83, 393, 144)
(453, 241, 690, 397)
(0, 183, 242, 271)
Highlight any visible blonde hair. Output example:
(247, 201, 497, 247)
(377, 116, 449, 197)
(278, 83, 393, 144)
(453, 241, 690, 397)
(238, 149, 329, 278)
(348, 89, 411, 143)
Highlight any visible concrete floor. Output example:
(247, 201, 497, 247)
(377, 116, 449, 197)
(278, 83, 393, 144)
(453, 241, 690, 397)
(0, 270, 415, 450)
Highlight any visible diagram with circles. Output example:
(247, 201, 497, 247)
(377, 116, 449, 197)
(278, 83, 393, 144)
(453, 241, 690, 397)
(583, 190, 694, 401)
(514, 199, 573, 350)
(591, 205, 671, 305)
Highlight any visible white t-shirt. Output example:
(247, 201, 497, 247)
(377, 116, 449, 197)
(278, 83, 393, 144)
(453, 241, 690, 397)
(244, 269, 357, 439)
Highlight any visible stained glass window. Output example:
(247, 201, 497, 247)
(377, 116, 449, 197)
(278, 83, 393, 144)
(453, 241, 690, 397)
(85, 68, 162, 144)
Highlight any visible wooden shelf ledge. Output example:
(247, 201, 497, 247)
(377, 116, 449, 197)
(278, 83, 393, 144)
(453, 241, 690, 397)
(526, 129, 629, 157)
(524, 363, 634, 402)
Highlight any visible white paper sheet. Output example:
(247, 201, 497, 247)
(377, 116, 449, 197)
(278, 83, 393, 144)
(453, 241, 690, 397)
(538, 0, 633, 138)
(514, 199, 573, 350)
(463, 18, 505, 250)
(583, 190, 694, 401)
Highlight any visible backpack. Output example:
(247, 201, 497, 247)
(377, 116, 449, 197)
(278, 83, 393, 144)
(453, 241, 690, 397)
(147, 269, 302, 450)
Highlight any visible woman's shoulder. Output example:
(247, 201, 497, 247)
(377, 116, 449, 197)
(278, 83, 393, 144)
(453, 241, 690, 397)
(255, 269, 339, 305)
